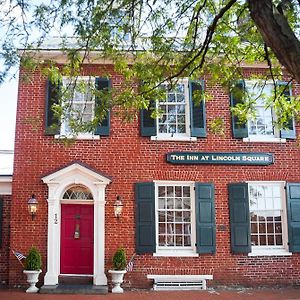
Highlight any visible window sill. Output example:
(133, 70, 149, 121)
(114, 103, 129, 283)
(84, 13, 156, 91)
(55, 134, 100, 140)
(151, 136, 197, 142)
(154, 251, 198, 257)
(248, 250, 292, 257)
(243, 137, 286, 143)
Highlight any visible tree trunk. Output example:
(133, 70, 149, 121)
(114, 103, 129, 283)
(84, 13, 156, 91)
(248, 0, 300, 82)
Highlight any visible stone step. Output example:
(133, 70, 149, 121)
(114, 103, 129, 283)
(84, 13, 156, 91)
(40, 284, 108, 294)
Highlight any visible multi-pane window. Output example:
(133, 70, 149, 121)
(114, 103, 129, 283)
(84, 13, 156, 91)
(63, 186, 93, 200)
(61, 77, 95, 136)
(157, 79, 189, 137)
(156, 184, 193, 250)
(246, 81, 276, 137)
(249, 183, 286, 251)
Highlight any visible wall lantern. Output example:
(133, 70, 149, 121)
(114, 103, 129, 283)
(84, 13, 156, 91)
(28, 194, 38, 220)
(114, 196, 123, 218)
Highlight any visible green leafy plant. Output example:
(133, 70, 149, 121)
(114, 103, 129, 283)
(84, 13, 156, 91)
(112, 248, 127, 271)
(25, 247, 42, 271)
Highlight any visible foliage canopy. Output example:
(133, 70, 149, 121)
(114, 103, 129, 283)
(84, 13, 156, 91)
(1, 0, 300, 135)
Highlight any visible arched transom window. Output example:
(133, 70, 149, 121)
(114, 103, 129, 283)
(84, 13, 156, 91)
(63, 185, 93, 200)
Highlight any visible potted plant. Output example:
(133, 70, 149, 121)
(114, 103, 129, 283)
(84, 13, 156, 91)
(108, 247, 127, 293)
(23, 247, 42, 293)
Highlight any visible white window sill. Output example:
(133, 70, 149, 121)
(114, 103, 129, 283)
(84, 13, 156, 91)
(151, 136, 197, 142)
(248, 250, 292, 257)
(154, 250, 198, 257)
(243, 137, 286, 143)
(55, 134, 100, 140)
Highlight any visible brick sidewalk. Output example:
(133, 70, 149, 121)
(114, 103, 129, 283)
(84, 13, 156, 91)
(0, 288, 300, 300)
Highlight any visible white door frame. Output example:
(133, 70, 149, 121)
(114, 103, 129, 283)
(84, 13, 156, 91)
(42, 163, 111, 286)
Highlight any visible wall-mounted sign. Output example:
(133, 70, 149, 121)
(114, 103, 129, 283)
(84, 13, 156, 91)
(166, 152, 273, 165)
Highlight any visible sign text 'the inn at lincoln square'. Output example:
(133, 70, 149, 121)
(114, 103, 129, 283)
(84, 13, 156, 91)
(166, 152, 273, 165)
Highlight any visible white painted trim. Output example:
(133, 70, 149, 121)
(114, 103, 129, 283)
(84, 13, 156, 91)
(60, 274, 94, 277)
(0, 181, 12, 195)
(151, 136, 197, 142)
(55, 134, 100, 140)
(153, 252, 199, 257)
(243, 137, 286, 143)
(42, 162, 110, 286)
(248, 250, 292, 257)
(0, 176, 12, 182)
(147, 274, 213, 280)
(60, 200, 94, 205)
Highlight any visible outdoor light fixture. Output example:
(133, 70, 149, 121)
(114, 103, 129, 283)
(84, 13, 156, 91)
(114, 196, 123, 218)
(28, 194, 38, 220)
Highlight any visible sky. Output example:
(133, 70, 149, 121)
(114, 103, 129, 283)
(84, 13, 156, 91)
(0, 75, 17, 150)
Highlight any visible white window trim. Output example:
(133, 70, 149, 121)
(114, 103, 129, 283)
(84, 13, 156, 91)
(151, 136, 197, 142)
(246, 181, 291, 256)
(151, 78, 193, 141)
(154, 181, 197, 257)
(243, 137, 286, 143)
(56, 76, 98, 140)
(243, 80, 287, 143)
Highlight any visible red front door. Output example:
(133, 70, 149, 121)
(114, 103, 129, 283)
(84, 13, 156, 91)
(60, 204, 94, 275)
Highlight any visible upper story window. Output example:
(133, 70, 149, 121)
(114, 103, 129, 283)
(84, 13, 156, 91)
(140, 78, 206, 141)
(156, 79, 190, 139)
(45, 77, 111, 139)
(230, 80, 296, 142)
(60, 77, 96, 138)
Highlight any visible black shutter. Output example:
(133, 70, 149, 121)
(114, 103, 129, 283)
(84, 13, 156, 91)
(228, 183, 251, 254)
(135, 182, 155, 254)
(286, 183, 300, 252)
(230, 80, 248, 138)
(45, 79, 61, 135)
(278, 81, 296, 139)
(189, 80, 206, 137)
(95, 77, 111, 136)
(0, 198, 3, 247)
(195, 183, 216, 254)
(140, 101, 156, 136)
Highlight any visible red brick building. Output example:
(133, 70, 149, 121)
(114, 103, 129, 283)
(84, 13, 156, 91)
(7, 53, 300, 290)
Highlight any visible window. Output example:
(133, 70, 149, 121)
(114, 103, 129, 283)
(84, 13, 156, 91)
(230, 80, 296, 141)
(63, 186, 93, 200)
(45, 76, 111, 138)
(60, 76, 97, 139)
(248, 182, 289, 256)
(135, 182, 215, 256)
(246, 81, 281, 140)
(156, 79, 190, 139)
(156, 183, 195, 255)
(140, 79, 206, 140)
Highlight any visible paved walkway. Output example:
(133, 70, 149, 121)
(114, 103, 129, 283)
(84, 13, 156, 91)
(0, 288, 300, 300)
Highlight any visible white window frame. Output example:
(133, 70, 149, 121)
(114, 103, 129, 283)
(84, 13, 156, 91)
(247, 181, 291, 257)
(243, 80, 286, 143)
(154, 181, 198, 257)
(151, 78, 196, 142)
(55, 76, 100, 140)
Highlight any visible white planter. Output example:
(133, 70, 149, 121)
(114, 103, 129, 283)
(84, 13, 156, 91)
(23, 270, 42, 293)
(108, 269, 127, 293)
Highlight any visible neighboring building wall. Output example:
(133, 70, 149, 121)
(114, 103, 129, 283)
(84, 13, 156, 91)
(10, 65, 300, 288)
(0, 193, 12, 286)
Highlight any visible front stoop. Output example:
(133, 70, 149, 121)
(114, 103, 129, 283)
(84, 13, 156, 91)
(40, 284, 108, 294)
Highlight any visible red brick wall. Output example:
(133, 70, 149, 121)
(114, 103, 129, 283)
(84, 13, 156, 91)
(10, 65, 300, 288)
(0, 195, 11, 286)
